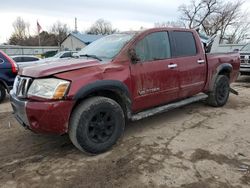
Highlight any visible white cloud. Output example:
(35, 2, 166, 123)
(0, 0, 249, 43)
(0, 0, 190, 43)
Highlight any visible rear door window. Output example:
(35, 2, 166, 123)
(171, 31, 197, 57)
(135, 32, 171, 62)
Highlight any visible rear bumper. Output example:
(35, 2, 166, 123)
(10, 91, 75, 135)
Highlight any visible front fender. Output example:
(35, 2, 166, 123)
(73, 80, 131, 100)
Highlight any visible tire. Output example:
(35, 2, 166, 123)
(207, 75, 230, 107)
(69, 96, 125, 154)
(0, 84, 6, 103)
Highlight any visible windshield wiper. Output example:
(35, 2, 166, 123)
(80, 54, 102, 61)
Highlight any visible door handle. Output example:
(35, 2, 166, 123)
(197, 59, 205, 64)
(168, 64, 177, 69)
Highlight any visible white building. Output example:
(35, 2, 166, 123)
(61, 32, 103, 51)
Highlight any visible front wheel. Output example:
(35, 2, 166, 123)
(207, 75, 230, 107)
(69, 96, 125, 154)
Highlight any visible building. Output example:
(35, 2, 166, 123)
(61, 32, 103, 51)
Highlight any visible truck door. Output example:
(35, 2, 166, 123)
(169, 31, 207, 98)
(130, 31, 179, 112)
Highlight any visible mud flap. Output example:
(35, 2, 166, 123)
(230, 88, 239, 95)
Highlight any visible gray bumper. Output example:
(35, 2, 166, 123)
(9, 90, 30, 128)
(240, 64, 250, 73)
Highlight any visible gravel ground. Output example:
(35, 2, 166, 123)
(1, 76, 250, 188)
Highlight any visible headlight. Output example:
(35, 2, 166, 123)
(27, 78, 70, 99)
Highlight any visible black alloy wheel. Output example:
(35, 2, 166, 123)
(87, 110, 116, 143)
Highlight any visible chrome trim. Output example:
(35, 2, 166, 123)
(168, 64, 177, 69)
(197, 59, 205, 64)
(13, 76, 32, 98)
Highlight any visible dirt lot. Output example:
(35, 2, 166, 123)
(1, 77, 250, 188)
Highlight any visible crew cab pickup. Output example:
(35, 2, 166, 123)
(10, 28, 240, 154)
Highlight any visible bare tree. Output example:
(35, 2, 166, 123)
(179, 0, 218, 29)
(50, 21, 70, 45)
(179, 0, 249, 43)
(226, 20, 250, 43)
(86, 19, 117, 35)
(9, 17, 30, 45)
(9, 19, 69, 46)
(12, 17, 28, 38)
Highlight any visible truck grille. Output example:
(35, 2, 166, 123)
(13, 76, 32, 98)
(240, 55, 250, 64)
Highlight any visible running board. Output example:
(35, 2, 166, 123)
(131, 94, 208, 121)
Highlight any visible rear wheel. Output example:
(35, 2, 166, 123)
(207, 75, 230, 107)
(69, 96, 125, 154)
(0, 84, 6, 103)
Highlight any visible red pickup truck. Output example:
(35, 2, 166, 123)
(10, 28, 240, 154)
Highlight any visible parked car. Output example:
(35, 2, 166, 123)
(44, 51, 77, 61)
(0, 51, 18, 102)
(239, 43, 250, 75)
(11, 55, 40, 63)
(10, 28, 240, 154)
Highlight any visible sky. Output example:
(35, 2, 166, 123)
(0, 0, 250, 43)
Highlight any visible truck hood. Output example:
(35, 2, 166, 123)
(18, 58, 102, 78)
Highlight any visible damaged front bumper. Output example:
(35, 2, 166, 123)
(10, 90, 30, 128)
(10, 90, 75, 135)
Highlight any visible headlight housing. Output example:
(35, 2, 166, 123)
(27, 78, 70, 100)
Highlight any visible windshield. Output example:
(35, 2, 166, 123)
(77, 34, 134, 59)
(241, 44, 250, 51)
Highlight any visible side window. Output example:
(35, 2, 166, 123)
(23, 57, 33, 62)
(32, 57, 39, 61)
(0, 58, 4, 64)
(135, 32, 171, 62)
(61, 52, 72, 58)
(13, 57, 22, 62)
(171, 31, 197, 57)
(25, 57, 39, 62)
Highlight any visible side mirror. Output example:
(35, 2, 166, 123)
(128, 49, 140, 64)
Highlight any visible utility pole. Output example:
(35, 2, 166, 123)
(38, 34, 41, 46)
(75, 17, 78, 33)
